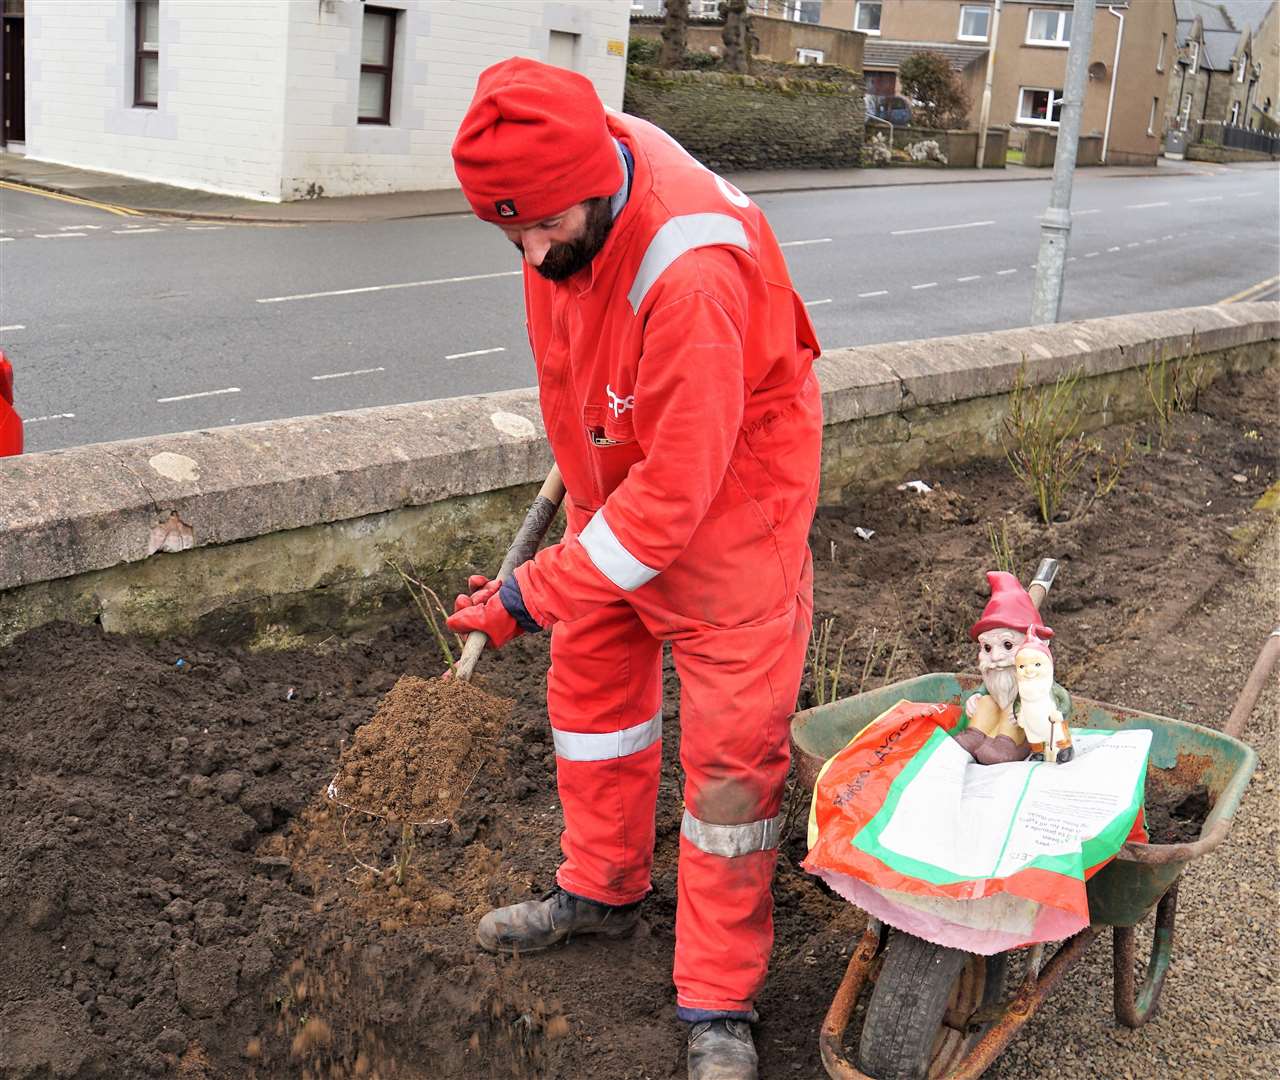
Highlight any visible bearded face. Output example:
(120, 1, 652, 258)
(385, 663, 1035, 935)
(977, 628, 1025, 709)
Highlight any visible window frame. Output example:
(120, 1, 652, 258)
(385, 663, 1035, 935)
(854, 0, 882, 35)
(957, 4, 991, 43)
(1147, 96, 1159, 135)
(796, 47, 825, 64)
(1016, 85, 1064, 126)
(358, 5, 397, 126)
(1025, 7, 1071, 48)
(1157, 32, 1166, 72)
(697, 0, 720, 17)
(1229, 100, 1240, 124)
(133, 0, 159, 109)
(1235, 56, 1246, 83)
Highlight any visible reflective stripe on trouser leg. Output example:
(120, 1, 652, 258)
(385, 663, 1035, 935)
(548, 600, 663, 907)
(671, 591, 813, 1014)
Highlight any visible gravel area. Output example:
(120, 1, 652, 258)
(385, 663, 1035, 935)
(988, 523, 1279, 1080)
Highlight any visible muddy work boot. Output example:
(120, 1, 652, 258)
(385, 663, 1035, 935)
(687, 1019, 758, 1080)
(476, 886, 641, 954)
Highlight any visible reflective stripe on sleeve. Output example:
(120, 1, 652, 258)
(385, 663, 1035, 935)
(579, 509, 659, 591)
(627, 212, 751, 313)
(551, 709, 662, 762)
(680, 809, 785, 858)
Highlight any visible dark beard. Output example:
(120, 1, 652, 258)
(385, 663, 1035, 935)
(534, 197, 614, 281)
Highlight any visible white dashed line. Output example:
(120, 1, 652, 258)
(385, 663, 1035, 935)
(911, 282, 938, 290)
(112, 227, 163, 234)
(956, 275, 982, 282)
(1067, 256, 1078, 262)
(1188, 195, 1223, 203)
(156, 387, 241, 403)
(891, 220, 994, 236)
(858, 290, 889, 298)
(997, 268, 1018, 275)
(804, 298, 832, 307)
(1127, 242, 1140, 248)
(1144, 239, 1158, 244)
(311, 367, 386, 381)
(257, 270, 523, 304)
(0, 324, 24, 332)
(35, 232, 85, 238)
(0, 237, 12, 243)
(1084, 252, 1100, 258)
(1236, 191, 1259, 198)
(1126, 202, 1170, 209)
(1107, 246, 1121, 252)
(186, 225, 225, 231)
(444, 346, 507, 360)
(61, 224, 101, 230)
(1072, 209, 1101, 216)
(23, 413, 76, 424)
(779, 237, 833, 247)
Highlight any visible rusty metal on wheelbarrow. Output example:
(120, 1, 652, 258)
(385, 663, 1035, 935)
(1113, 881, 1179, 1028)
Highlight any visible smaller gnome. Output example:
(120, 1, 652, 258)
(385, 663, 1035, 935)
(1015, 629, 1074, 763)
(956, 571, 1070, 765)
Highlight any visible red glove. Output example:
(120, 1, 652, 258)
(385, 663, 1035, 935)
(446, 575, 523, 649)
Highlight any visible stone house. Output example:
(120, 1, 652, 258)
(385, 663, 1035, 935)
(1163, 0, 1277, 135)
(816, 1, 1177, 165)
(0, 0, 630, 201)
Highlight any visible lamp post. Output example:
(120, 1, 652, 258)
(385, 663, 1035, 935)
(975, 0, 1003, 170)
(1031, 0, 1097, 325)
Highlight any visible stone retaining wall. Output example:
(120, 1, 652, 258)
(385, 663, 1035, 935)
(0, 305, 1274, 646)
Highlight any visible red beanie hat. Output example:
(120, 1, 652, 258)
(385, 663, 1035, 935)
(452, 57, 623, 225)
(969, 571, 1054, 640)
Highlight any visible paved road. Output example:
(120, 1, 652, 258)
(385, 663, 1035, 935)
(2, 162, 1276, 453)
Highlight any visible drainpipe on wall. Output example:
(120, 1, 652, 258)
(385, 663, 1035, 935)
(975, 0, 1003, 169)
(1101, 5, 1124, 163)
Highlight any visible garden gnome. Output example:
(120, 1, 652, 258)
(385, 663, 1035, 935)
(1015, 629, 1074, 762)
(956, 571, 1051, 765)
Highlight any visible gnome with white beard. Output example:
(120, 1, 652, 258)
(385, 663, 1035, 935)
(955, 571, 1069, 765)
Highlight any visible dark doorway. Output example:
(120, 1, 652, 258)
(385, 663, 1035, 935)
(2, 0, 25, 145)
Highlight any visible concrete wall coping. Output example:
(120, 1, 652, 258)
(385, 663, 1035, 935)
(1, 303, 1274, 593)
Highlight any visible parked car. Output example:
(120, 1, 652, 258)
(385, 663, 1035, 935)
(865, 94, 913, 127)
(1, 351, 22, 456)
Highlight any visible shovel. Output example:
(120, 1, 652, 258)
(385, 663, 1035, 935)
(325, 464, 566, 826)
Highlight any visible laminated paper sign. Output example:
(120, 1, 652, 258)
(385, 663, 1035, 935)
(804, 701, 1151, 953)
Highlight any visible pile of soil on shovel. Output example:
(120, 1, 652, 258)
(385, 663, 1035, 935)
(330, 675, 511, 823)
(0, 367, 1274, 1079)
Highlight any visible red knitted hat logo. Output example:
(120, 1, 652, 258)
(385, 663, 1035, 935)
(495, 199, 517, 218)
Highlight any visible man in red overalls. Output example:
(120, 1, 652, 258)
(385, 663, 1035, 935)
(447, 58, 821, 1080)
(0, 352, 22, 457)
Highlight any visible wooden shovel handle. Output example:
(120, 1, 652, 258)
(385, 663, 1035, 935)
(454, 465, 565, 681)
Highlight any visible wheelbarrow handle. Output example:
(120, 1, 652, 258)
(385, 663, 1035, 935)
(1223, 625, 1280, 741)
(454, 465, 566, 682)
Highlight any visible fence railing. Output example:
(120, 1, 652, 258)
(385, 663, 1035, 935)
(1221, 123, 1280, 155)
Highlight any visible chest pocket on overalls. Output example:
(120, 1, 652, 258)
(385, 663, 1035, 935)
(583, 404, 644, 507)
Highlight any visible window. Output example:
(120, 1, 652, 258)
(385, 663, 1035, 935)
(1017, 86, 1063, 125)
(1235, 56, 1246, 83)
(1189, 39, 1199, 73)
(796, 47, 825, 64)
(1157, 32, 1166, 72)
(855, 1, 882, 34)
(548, 30, 580, 71)
(133, 0, 159, 108)
(1180, 91, 1192, 130)
(781, 0, 820, 22)
(696, 0, 720, 16)
(359, 6, 396, 125)
(1148, 97, 1159, 135)
(1026, 7, 1071, 46)
(1230, 100, 1241, 125)
(958, 5, 991, 42)
(1264, 97, 1273, 115)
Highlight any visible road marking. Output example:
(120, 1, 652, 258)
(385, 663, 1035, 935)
(1067, 256, 1078, 262)
(311, 366, 386, 381)
(779, 237, 832, 247)
(1126, 201, 1170, 209)
(0, 237, 12, 243)
(257, 269, 523, 304)
(1126, 242, 1140, 248)
(1162, 234, 1174, 240)
(1084, 252, 1100, 259)
(24, 412, 76, 424)
(444, 346, 507, 360)
(1219, 275, 1280, 304)
(956, 275, 982, 282)
(0, 179, 142, 216)
(35, 232, 86, 238)
(911, 282, 938, 290)
(0, 324, 24, 331)
(157, 387, 241, 403)
(113, 227, 163, 234)
(1188, 195, 1223, 203)
(1144, 238, 1157, 244)
(1072, 208, 1101, 215)
(1107, 246, 1121, 252)
(61, 224, 101, 230)
(186, 225, 225, 231)
(1236, 191, 1259, 198)
(997, 268, 1018, 275)
(891, 220, 994, 236)
(804, 298, 832, 307)
(858, 290, 889, 298)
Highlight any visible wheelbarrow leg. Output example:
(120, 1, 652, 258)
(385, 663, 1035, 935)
(818, 919, 885, 1079)
(1113, 881, 1179, 1028)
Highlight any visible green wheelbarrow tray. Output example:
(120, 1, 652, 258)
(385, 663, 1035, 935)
(790, 670, 1259, 928)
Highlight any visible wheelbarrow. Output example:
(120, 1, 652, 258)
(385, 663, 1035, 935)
(790, 563, 1277, 1080)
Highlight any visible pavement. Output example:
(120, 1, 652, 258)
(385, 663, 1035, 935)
(0, 149, 1205, 224)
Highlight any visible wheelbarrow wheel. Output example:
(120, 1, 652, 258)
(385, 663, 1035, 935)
(858, 931, 1008, 1080)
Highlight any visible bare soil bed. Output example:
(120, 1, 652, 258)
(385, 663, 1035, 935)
(0, 368, 1275, 1079)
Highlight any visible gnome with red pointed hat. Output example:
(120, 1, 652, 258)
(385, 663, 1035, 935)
(956, 571, 1069, 765)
